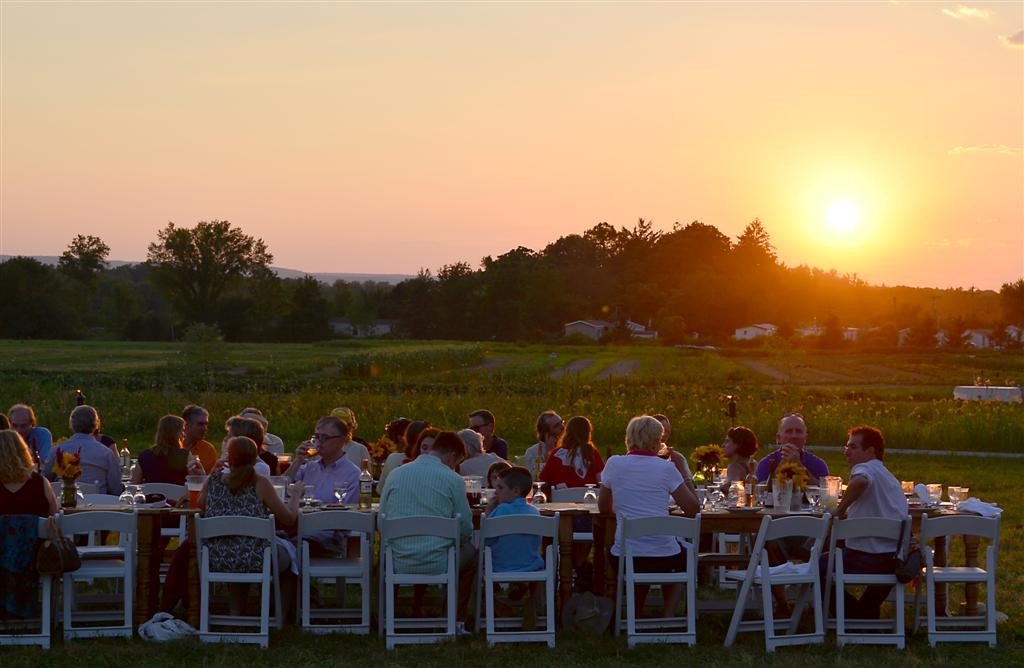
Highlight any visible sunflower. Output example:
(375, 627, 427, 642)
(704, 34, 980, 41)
(774, 461, 811, 491)
(53, 448, 83, 481)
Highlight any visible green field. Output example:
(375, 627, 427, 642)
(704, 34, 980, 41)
(1, 339, 1022, 662)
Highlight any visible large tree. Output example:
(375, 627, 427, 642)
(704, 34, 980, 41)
(58, 234, 110, 287)
(146, 220, 273, 324)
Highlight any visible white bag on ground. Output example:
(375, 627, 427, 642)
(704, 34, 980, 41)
(138, 612, 198, 641)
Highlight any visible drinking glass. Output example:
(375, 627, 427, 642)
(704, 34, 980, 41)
(926, 483, 942, 504)
(901, 480, 915, 496)
(696, 486, 707, 509)
(707, 486, 724, 510)
(530, 482, 547, 506)
(131, 485, 147, 506)
(480, 487, 493, 507)
(948, 486, 968, 510)
(804, 485, 821, 511)
(755, 483, 769, 508)
(118, 488, 134, 505)
(583, 484, 599, 504)
(334, 483, 350, 505)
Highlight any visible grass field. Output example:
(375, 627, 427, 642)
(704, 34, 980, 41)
(1, 339, 1021, 662)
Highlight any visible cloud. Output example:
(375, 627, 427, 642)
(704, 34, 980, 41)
(941, 5, 992, 20)
(999, 29, 1024, 48)
(947, 144, 1023, 156)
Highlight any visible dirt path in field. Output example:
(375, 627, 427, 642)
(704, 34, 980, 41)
(737, 360, 790, 382)
(595, 359, 640, 380)
(549, 358, 595, 379)
(467, 358, 507, 372)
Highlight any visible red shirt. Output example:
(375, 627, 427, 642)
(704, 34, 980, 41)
(540, 446, 605, 487)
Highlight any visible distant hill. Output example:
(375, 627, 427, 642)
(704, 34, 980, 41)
(0, 255, 413, 285)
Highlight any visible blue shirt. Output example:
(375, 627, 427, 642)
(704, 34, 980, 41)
(22, 427, 53, 466)
(295, 455, 361, 504)
(485, 498, 544, 572)
(42, 432, 124, 495)
(755, 447, 829, 484)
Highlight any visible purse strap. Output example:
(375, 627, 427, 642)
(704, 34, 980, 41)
(46, 515, 63, 542)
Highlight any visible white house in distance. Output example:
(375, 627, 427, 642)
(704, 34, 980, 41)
(329, 318, 395, 338)
(963, 329, 992, 349)
(734, 323, 777, 340)
(563, 319, 658, 341)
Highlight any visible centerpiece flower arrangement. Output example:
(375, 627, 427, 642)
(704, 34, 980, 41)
(52, 448, 83, 508)
(690, 444, 725, 484)
(774, 461, 811, 491)
(367, 436, 400, 477)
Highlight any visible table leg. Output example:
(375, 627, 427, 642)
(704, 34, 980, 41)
(558, 514, 574, 617)
(186, 516, 200, 629)
(964, 535, 979, 616)
(592, 516, 608, 597)
(135, 513, 157, 627)
(934, 535, 947, 616)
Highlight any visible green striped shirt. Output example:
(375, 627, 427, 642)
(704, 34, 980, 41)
(379, 454, 473, 574)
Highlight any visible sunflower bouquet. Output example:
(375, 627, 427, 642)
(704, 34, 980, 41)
(690, 444, 725, 483)
(368, 436, 400, 464)
(52, 448, 83, 481)
(774, 461, 811, 491)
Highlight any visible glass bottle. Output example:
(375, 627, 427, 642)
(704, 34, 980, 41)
(744, 472, 759, 507)
(119, 438, 132, 477)
(358, 458, 373, 510)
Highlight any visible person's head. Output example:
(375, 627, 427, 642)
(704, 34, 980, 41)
(777, 413, 808, 449)
(468, 409, 496, 442)
(239, 407, 269, 431)
(411, 427, 440, 459)
(386, 418, 411, 448)
(652, 413, 671, 442)
(154, 415, 186, 455)
(7, 404, 36, 441)
(536, 410, 564, 445)
(558, 416, 595, 466)
(225, 416, 266, 452)
(624, 415, 664, 452)
(181, 405, 209, 443)
(69, 405, 100, 435)
(404, 421, 433, 458)
(846, 425, 885, 464)
(224, 436, 259, 494)
(313, 416, 351, 463)
(427, 430, 467, 470)
(330, 407, 358, 435)
(723, 426, 759, 459)
(0, 430, 34, 484)
(0, 413, 10, 430)
(495, 465, 532, 504)
(457, 428, 484, 457)
(486, 460, 512, 488)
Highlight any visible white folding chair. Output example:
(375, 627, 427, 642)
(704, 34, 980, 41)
(378, 514, 460, 649)
(916, 514, 1000, 647)
(195, 514, 281, 648)
(715, 532, 746, 590)
(823, 516, 909, 648)
(723, 513, 831, 651)
(59, 510, 137, 640)
(139, 483, 187, 507)
(474, 512, 559, 647)
(550, 488, 594, 544)
(0, 516, 54, 649)
(614, 515, 700, 647)
(297, 510, 374, 634)
(82, 494, 121, 506)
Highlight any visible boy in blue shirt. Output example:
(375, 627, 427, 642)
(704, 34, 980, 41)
(485, 466, 544, 628)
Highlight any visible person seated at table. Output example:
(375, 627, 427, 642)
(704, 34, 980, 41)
(540, 415, 604, 490)
(521, 410, 564, 476)
(652, 413, 696, 493)
(376, 417, 411, 488)
(468, 409, 509, 460)
(599, 415, 699, 619)
(1, 429, 58, 516)
(379, 430, 475, 620)
(819, 425, 908, 620)
(239, 407, 285, 455)
(8, 403, 53, 470)
(484, 465, 545, 628)
(223, 415, 276, 476)
(176, 436, 304, 617)
(42, 405, 123, 496)
(486, 460, 512, 490)
(721, 425, 759, 488)
(182, 404, 217, 474)
(130, 415, 203, 486)
(330, 407, 372, 467)
(755, 413, 828, 485)
(457, 428, 507, 478)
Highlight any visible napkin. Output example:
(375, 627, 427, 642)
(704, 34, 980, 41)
(724, 561, 810, 581)
(956, 497, 1002, 518)
(914, 483, 930, 501)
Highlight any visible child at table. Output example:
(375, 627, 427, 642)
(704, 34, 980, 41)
(484, 466, 544, 628)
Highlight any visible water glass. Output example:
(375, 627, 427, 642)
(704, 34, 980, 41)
(926, 483, 942, 504)
(696, 486, 707, 509)
(707, 486, 724, 510)
(948, 486, 968, 510)
(583, 484, 599, 504)
(755, 483, 768, 507)
(334, 484, 350, 505)
(530, 481, 547, 506)
(804, 485, 821, 511)
(132, 485, 147, 506)
(901, 480, 915, 495)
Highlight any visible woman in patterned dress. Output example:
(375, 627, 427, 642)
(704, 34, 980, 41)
(197, 436, 303, 615)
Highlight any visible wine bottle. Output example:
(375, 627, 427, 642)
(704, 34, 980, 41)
(358, 458, 373, 510)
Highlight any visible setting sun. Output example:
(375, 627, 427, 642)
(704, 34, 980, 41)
(826, 201, 862, 235)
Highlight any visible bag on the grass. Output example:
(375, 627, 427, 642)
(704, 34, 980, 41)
(138, 612, 198, 642)
(34, 515, 81, 575)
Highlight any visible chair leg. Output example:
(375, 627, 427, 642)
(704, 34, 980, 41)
(761, 575, 776, 652)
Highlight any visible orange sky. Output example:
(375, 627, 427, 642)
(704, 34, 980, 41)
(1, 1, 1021, 289)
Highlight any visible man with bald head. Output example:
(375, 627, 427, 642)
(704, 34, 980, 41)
(755, 413, 829, 484)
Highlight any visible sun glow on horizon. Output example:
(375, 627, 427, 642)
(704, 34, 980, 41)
(825, 200, 862, 235)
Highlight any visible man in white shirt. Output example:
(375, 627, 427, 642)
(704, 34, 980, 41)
(821, 425, 908, 619)
(519, 410, 564, 475)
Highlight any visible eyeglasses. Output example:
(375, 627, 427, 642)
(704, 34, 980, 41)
(312, 433, 343, 443)
(468, 422, 490, 432)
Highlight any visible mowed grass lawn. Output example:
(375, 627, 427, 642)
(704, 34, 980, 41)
(1, 339, 1021, 663)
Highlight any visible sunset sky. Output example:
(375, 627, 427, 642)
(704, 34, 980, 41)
(1, 1, 1021, 290)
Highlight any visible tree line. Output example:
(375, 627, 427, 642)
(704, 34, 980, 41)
(2, 219, 1021, 347)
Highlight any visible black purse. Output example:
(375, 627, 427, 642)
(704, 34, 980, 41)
(35, 515, 82, 575)
(893, 521, 923, 584)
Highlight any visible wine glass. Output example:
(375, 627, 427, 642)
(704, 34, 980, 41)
(948, 486, 968, 510)
(707, 486, 724, 510)
(755, 483, 768, 508)
(696, 486, 708, 510)
(118, 487, 134, 505)
(131, 485, 147, 506)
(804, 485, 821, 511)
(530, 482, 547, 506)
(334, 484, 349, 506)
(582, 484, 599, 504)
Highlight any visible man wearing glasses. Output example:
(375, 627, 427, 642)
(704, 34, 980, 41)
(467, 409, 509, 460)
(520, 410, 564, 475)
(754, 413, 829, 484)
(9, 403, 53, 469)
(284, 416, 361, 506)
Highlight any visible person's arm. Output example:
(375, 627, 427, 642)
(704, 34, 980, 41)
(130, 463, 143, 484)
(283, 441, 313, 481)
(107, 450, 124, 495)
(256, 475, 302, 527)
(598, 485, 614, 514)
(453, 478, 473, 544)
(671, 483, 700, 517)
(538, 450, 559, 485)
(34, 428, 53, 463)
(835, 474, 867, 519)
(43, 476, 59, 514)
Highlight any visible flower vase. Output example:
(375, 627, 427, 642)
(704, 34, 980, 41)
(60, 479, 79, 508)
(791, 487, 804, 512)
(371, 460, 382, 480)
(772, 480, 793, 514)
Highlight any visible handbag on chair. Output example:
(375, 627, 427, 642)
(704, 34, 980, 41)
(35, 516, 82, 575)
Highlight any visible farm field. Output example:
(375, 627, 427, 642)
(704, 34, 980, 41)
(1, 338, 1022, 660)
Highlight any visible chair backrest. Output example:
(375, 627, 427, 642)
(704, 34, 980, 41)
(480, 513, 559, 540)
(140, 483, 187, 502)
(832, 516, 906, 542)
(920, 514, 1000, 543)
(298, 509, 375, 537)
(60, 509, 137, 535)
(196, 514, 275, 542)
(83, 494, 122, 506)
(379, 515, 460, 542)
(551, 487, 589, 503)
(763, 514, 830, 542)
(620, 515, 701, 545)
(77, 481, 100, 495)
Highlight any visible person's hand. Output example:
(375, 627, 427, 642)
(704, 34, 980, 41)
(288, 481, 306, 500)
(295, 441, 314, 464)
(187, 459, 204, 475)
(780, 443, 800, 463)
(212, 459, 228, 473)
(485, 494, 500, 516)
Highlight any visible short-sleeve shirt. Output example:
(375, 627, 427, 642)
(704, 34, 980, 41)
(487, 437, 509, 460)
(540, 446, 604, 488)
(755, 448, 829, 483)
(23, 427, 53, 466)
(485, 498, 544, 572)
(600, 452, 685, 557)
(846, 459, 908, 554)
(189, 440, 218, 474)
(295, 456, 361, 504)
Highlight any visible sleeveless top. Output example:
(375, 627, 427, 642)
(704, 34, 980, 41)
(0, 472, 50, 517)
(203, 471, 269, 573)
(138, 448, 189, 485)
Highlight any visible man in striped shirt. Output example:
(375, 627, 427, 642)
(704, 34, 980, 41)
(379, 430, 476, 618)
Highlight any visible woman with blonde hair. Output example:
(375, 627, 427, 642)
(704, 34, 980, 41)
(132, 415, 201, 485)
(0, 429, 57, 516)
